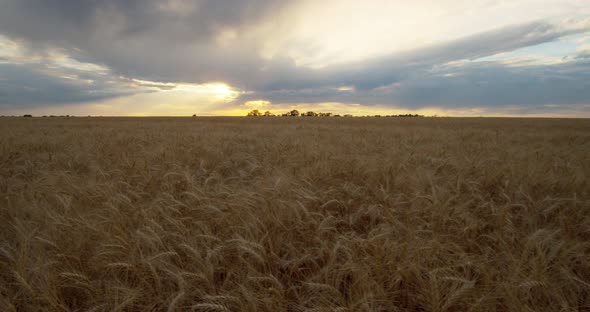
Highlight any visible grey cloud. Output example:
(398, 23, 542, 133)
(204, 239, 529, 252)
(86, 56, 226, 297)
(0, 0, 290, 43)
(237, 55, 590, 109)
(246, 20, 590, 92)
(232, 20, 590, 110)
(2, 1, 582, 89)
(0, 62, 139, 107)
(0, 0, 295, 85)
(0, 0, 589, 111)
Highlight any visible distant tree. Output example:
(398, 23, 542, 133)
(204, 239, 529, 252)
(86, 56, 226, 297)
(305, 111, 316, 117)
(247, 109, 263, 116)
(23, 114, 32, 117)
(192, 114, 197, 117)
(290, 110, 299, 117)
(392, 113, 424, 117)
(263, 111, 274, 117)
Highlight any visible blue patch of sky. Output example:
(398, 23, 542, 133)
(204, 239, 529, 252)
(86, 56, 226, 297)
(475, 33, 588, 63)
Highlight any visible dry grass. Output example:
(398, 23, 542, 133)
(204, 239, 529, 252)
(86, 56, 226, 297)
(1, 116, 589, 311)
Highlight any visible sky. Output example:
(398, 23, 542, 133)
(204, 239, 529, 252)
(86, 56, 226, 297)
(0, 0, 589, 117)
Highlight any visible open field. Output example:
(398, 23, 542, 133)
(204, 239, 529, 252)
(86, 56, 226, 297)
(1, 117, 589, 311)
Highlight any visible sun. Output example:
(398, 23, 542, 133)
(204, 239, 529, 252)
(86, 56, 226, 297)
(175, 83, 239, 101)
(208, 83, 239, 100)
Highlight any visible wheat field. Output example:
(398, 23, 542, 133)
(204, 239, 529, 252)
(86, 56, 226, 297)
(0, 117, 589, 311)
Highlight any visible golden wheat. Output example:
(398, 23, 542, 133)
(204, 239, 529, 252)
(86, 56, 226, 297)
(0, 116, 589, 311)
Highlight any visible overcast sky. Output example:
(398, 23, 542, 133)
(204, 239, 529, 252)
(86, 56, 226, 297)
(1, 0, 589, 116)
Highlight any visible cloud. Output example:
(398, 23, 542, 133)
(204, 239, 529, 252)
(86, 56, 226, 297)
(0, 0, 297, 85)
(236, 52, 590, 109)
(243, 20, 590, 90)
(0, 38, 150, 108)
(0, 62, 142, 107)
(0, 0, 589, 114)
(233, 20, 590, 109)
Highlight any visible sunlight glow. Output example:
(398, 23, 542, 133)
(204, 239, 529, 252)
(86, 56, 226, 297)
(171, 83, 240, 101)
(130, 79, 241, 102)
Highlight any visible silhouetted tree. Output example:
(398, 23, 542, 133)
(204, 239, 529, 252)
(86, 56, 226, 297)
(247, 109, 263, 116)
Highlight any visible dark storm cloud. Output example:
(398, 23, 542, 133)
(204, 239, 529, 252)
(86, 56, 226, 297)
(0, 0, 589, 110)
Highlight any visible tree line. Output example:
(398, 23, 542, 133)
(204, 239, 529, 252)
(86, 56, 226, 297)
(246, 109, 423, 117)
